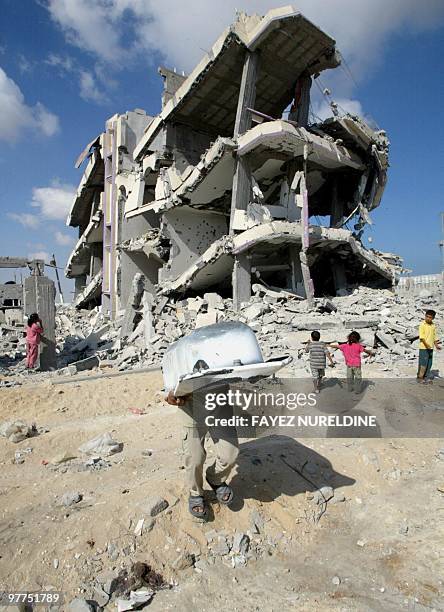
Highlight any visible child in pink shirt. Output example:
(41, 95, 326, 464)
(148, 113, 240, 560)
(330, 331, 374, 393)
(26, 313, 43, 369)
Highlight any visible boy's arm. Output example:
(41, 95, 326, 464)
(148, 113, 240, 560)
(304, 340, 311, 353)
(363, 348, 374, 356)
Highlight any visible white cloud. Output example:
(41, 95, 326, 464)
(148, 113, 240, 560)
(54, 230, 75, 246)
(0, 66, 60, 143)
(79, 70, 104, 103)
(34, 103, 60, 136)
(45, 0, 444, 77)
(45, 53, 75, 72)
(31, 180, 76, 221)
(312, 98, 364, 122)
(46, 0, 127, 62)
(28, 251, 51, 264)
(44, 53, 105, 104)
(7, 212, 40, 229)
(18, 54, 33, 73)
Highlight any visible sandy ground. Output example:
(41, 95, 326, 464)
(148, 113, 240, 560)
(0, 360, 443, 612)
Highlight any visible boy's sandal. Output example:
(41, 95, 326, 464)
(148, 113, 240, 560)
(188, 495, 208, 519)
(206, 479, 234, 505)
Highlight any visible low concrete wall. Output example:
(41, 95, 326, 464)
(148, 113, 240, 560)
(397, 273, 442, 297)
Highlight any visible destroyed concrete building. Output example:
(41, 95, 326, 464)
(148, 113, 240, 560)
(66, 6, 396, 317)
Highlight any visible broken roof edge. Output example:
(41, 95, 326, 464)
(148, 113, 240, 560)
(237, 120, 364, 170)
(133, 26, 233, 161)
(244, 5, 337, 52)
(127, 137, 236, 218)
(65, 214, 103, 278)
(67, 146, 104, 227)
(134, 6, 339, 161)
(75, 134, 101, 169)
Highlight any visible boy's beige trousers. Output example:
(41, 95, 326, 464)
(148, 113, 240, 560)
(179, 395, 239, 497)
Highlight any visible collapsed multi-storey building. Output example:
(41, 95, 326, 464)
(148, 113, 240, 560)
(66, 6, 395, 317)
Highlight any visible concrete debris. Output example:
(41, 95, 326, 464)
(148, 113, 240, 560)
(67, 598, 97, 612)
(313, 486, 334, 505)
(59, 491, 83, 507)
(172, 552, 194, 571)
(116, 589, 154, 611)
(232, 532, 250, 556)
(209, 534, 231, 556)
(92, 585, 109, 608)
(13, 447, 33, 464)
(0, 420, 36, 443)
(120, 273, 145, 341)
(1, 279, 427, 385)
(71, 355, 100, 372)
(78, 432, 122, 456)
(134, 518, 145, 536)
(51, 451, 77, 465)
(138, 496, 169, 517)
(250, 509, 265, 534)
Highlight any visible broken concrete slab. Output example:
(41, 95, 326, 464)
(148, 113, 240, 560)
(78, 432, 122, 456)
(195, 310, 218, 328)
(71, 355, 100, 372)
(138, 496, 169, 517)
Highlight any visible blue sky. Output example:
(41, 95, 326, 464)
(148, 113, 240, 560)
(1, 1, 443, 299)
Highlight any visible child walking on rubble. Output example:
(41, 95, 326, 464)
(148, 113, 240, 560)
(305, 331, 335, 393)
(26, 313, 43, 370)
(330, 331, 374, 393)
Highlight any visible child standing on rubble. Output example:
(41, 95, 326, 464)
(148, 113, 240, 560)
(305, 331, 335, 393)
(330, 331, 374, 393)
(26, 313, 43, 370)
(417, 309, 441, 383)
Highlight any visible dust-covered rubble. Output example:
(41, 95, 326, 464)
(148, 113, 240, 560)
(1, 284, 441, 385)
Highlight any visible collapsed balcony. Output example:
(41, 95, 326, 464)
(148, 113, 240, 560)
(158, 222, 395, 297)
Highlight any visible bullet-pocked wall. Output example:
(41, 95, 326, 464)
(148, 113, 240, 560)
(158, 207, 229, 283)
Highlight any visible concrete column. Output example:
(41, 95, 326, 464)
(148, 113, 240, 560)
(89, 243, 102, 277)
(288, 246, 306, 297)
(230, 50, 258, 309)
(288, 72, 312, 127)
(24, 276, 56, 370)
(299, 159, 314, 306)
(330, 178, 344, 227)
(233, 254, 251, 311)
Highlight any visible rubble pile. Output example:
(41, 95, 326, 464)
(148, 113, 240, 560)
(0, 322, 26, 369)
(0, 283, 441, 381)
(55, 284, 443, 376)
